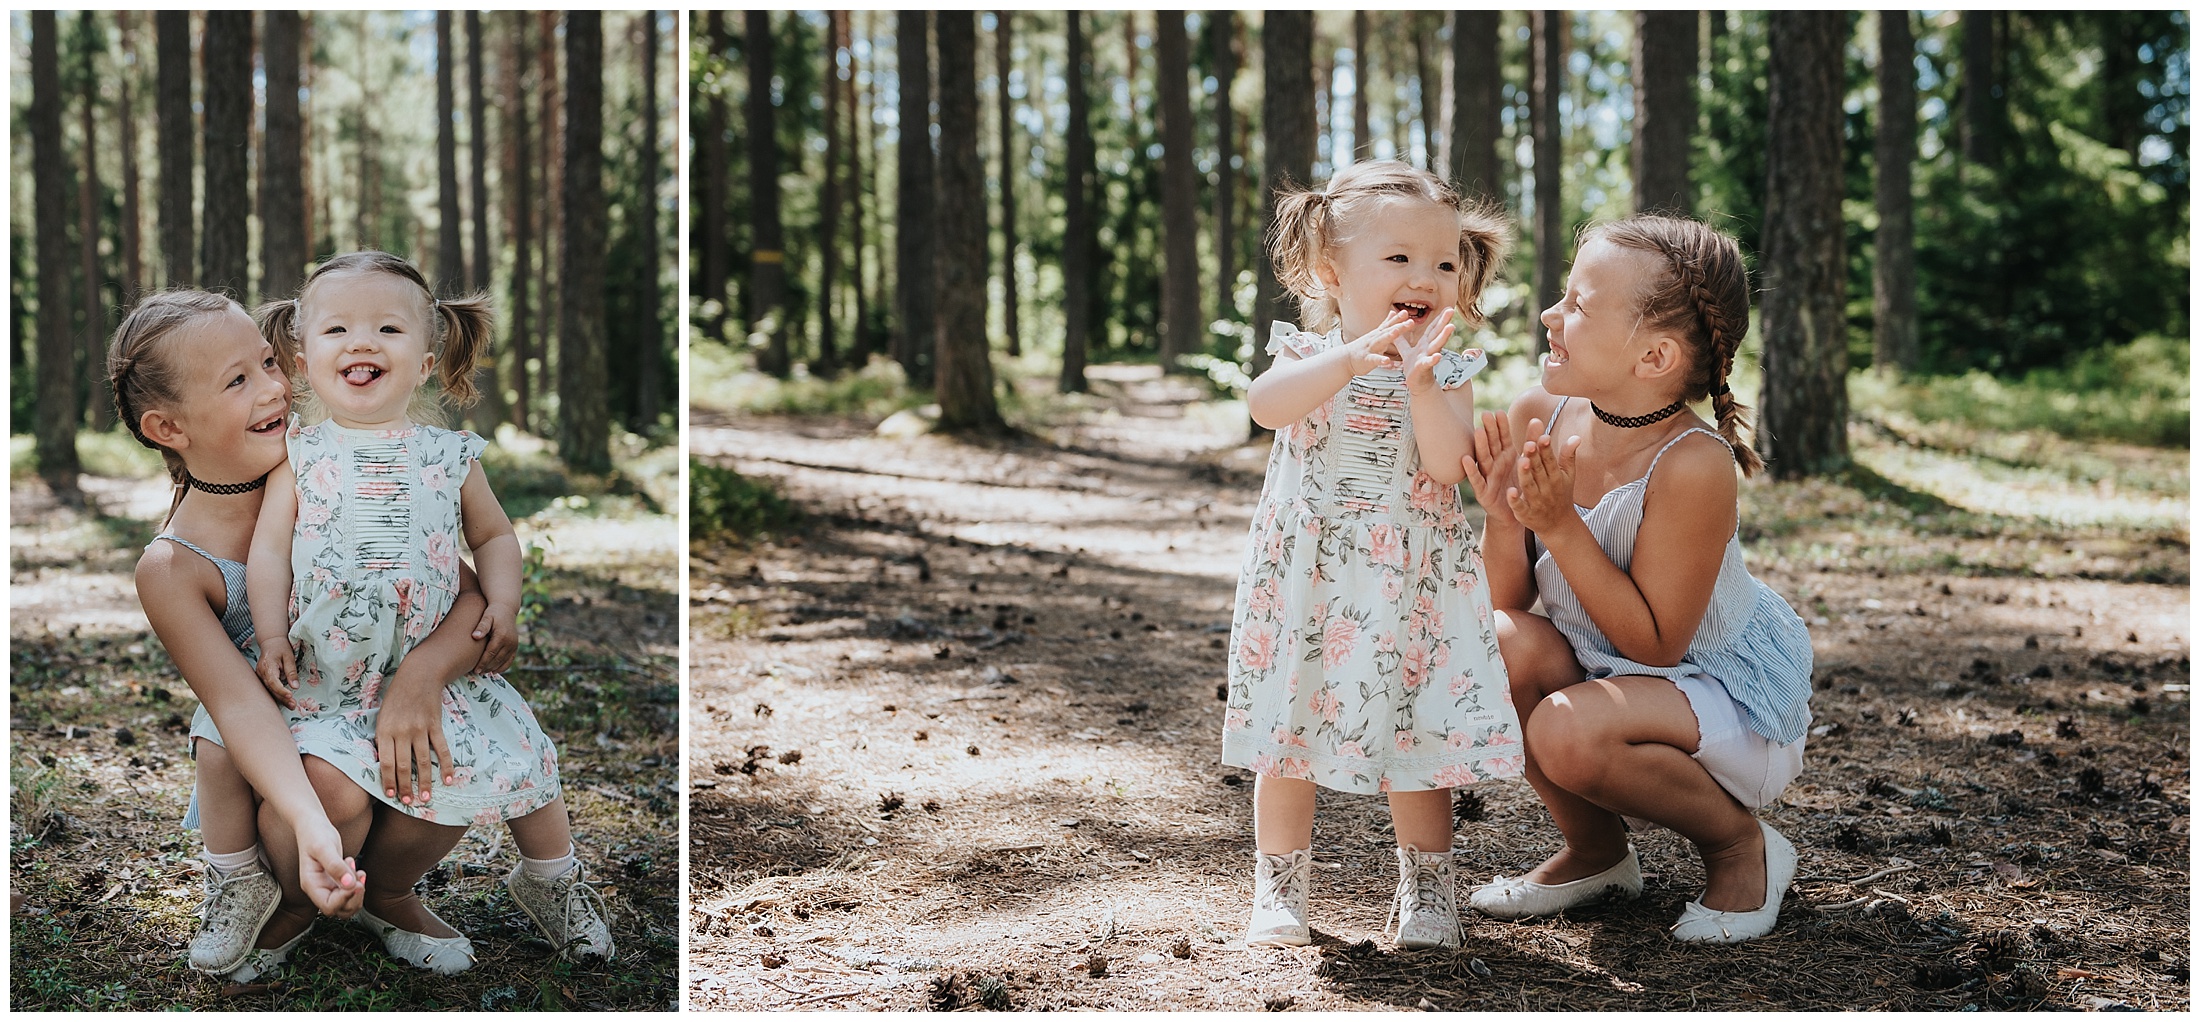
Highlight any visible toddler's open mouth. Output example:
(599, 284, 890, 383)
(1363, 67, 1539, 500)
(1393, 302, 1431, 321)
(340, 364, 387, 386)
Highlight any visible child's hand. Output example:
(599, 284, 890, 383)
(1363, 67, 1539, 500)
(1507, 430, 1584, 534)
(1464, 411, 1529, 526)
(1393, 309, 1458, 395)
(472, 602, 520, 674)
(296, 825, 365, 919)
(254, 640, 300, 710)
(1340, 309, 1416, 375)
(375, 676, 453, 806)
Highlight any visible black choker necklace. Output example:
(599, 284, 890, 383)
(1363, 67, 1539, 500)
(184, 471, 269, 495)
(1591, 398, 1689, 429)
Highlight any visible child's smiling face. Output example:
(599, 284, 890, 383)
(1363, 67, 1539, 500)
(162, 308, 293, 481)
(1317, 197, 1462, 340)
(1539, 237, 1665, 396)
(297, 270, 435, 430)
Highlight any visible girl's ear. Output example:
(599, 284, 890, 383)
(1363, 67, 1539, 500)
(141, 408, 190, 452)
(422, 351, 438, 377)
(1314, 256, 1340, 291)
(1635, 332, 1686, 382)
(294, 351, 309, 376)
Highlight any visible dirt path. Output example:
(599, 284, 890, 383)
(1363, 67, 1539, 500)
(687, 368, 2188, 1012)
(10, 471, 680, 1011)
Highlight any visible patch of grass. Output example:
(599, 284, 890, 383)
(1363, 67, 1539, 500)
(690, 459, 801, 543)
(10, 428, 168, 483)
(1853, 335, 2189, 448)
(692, 341, 926, 420)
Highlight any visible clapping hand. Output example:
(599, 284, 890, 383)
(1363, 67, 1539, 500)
(1392, 308, 1458, 394)
(1506, 426, 1584, 533)
(1463, 412, 1535, 527)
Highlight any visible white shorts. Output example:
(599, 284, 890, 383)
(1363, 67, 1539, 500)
(1672, 673, 1806, 809)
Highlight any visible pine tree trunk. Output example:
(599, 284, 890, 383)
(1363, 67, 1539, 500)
(994, 11, 1020, 358)
(817, 12, 843, 376)
(556, 12, 610, 475)
(1632, 11, 1697, 214)
(1351, 11, 1370, 162)
(1156, 12, 1199, 372)
(1211, 11, 1239, 328)
(509, 12, 536, 433)
(1449, 11, 1501, 202)
(32, 11, 80, 494)
(155, 11, 193, 289)
(435, 13, 464, 294)
(1961, 11, 1997, 171)
(1530, 11, 1565, 354)
(697, 12, 730, 345)
(746, 12, 789, 378)
(851, 13, 873, 360)
(635, 11, 662, 427)
(118, 13, 144, 311)
(261, 12, 306, 303)
(1873, 10, 1918, 376)
(538, 11, 561, 393)
(931, 12, 1002, 431)
(200, 12, 252, 301)
(1254, 10, 1315, 382)
(893, 11, 936, 387)
(1060, 10, 1094, 395)
(78, 13, 109, 430)
(467, 11, 491, 293)
(1412, 16, 1433, 169)
(1759, 11, 1850, 479)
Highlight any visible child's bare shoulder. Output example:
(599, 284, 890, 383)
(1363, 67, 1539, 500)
(1649, 430, 1741, 497)
(1506, 386, 1564, 423)
(134, 538, 218, 602)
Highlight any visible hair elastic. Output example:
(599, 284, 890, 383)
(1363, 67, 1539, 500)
(1710, 381, 1731, 397)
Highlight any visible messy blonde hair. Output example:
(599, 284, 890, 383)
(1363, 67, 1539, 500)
(255, 250, 494, 412)
(108, 289, 248, 523)
(1584, 214, 1762, 476)
(1267, 160, 1514, 336)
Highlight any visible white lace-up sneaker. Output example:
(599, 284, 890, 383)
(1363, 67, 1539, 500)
(1245, 849, 1314, 947)
(189, 860, 282, 974)
(1388, 846, 1462, 950)
(505, 859, 616, 961)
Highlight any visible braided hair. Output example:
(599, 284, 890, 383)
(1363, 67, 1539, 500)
(1586, 215, 1763, 476)
(108, 290, 248, 523)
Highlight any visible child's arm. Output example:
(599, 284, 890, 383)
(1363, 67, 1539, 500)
(137, 548, 364, 916)
(457, 459, 522, 671)
(1510, 430, 1733, 666)
(1395, 313, 1475, 486)
(1465, 390, 1557, 611)
(1246, 310, 1419, 430)
(373, 566, 493, 805)
(245, 459, 301, 707)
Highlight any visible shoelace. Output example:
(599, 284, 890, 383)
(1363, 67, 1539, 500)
(557, 865, 613, 953)
(1254, 852, 1312, 913)
(199, 868, 255, 926)
(1386, 849, 1458, 942)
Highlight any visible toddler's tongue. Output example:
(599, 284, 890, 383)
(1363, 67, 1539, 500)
(343, 366, 380, 385)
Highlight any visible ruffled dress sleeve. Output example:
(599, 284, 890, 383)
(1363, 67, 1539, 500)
(1266, 321, 1337, 360)
(1430, 346, 1489, 391)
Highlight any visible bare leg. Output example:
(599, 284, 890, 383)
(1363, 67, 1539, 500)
(1529, 675, 1767, 912)
(1495, 611, 1630, 884)
(192, 738, 260, 856)
(504, 796, 575, 861)
(1387, 789, 1453, 851)
(356, 805, 469, 937)
(255, 755, 374, 948)
(1252, 775, 1316, 854)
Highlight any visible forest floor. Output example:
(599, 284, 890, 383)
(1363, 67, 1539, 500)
(687, 364, 2188, 1012)
(8, 431, 681, 1011)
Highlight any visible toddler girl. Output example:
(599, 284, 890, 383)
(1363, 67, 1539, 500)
(1224, 161, 1522, 950)
(1460, 215, 1813, 943)
(245, 251, 612, 969)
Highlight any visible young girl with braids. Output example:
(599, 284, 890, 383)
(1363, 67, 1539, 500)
(1224, 161, 1522, 950)
(240, 251, 614, 971)
(113, 289, 502, 980)
(1460, 216, 1813, 943)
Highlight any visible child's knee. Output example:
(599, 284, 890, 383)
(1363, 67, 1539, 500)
(304, 756, 372, 821)
(1526, 701, 1605, 792)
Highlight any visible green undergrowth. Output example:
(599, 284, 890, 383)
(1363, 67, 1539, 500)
(689, 458, 802, 543)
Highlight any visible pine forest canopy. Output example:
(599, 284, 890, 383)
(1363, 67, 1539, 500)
(10, 10, 678, 485)
(694, 10, 2186, 422)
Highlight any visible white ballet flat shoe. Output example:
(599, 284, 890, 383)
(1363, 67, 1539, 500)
(1670, 821, 1798, 944)
(355, 905, 478, 975)
(1468, 846, 1642, 920)
(220, 919, 312, 985)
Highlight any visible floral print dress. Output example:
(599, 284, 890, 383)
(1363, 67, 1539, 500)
(192, 419, 561, 826)
(1221, 323, 1523, 794)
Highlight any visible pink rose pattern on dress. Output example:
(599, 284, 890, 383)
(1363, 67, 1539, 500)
(267, 421, 558, 824)
(1221, 326, 1520, 794)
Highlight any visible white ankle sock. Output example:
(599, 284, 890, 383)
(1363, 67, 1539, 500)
(205, 844, 262, 876)
(519, 844, 577, 879)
